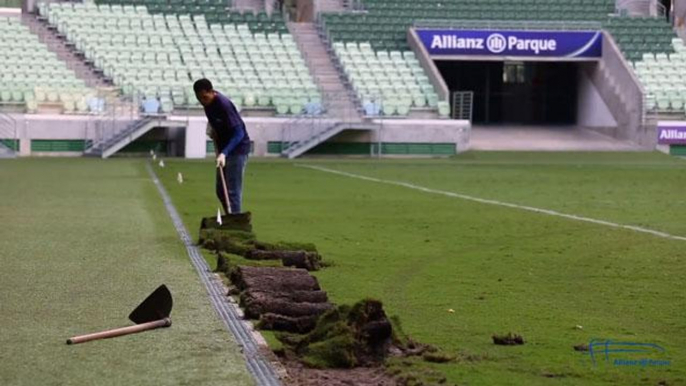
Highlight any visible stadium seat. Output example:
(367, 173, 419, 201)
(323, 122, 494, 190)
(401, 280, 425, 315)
(141, 97, 161, 114)
(40, 3, 318, 114)
(0, 16, 94, 113)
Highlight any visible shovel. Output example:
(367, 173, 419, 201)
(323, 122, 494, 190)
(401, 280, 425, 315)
(66, 284, 173, 345)
(215, 142, 232, 215)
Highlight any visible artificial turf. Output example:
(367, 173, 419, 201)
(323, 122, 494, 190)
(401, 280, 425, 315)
(0, 159, 254, 386)
(156, 152, 686, 385)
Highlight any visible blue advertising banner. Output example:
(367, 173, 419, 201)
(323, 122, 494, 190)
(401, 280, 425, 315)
(418, 30, 602, 58)
(657, 122, 686, 145)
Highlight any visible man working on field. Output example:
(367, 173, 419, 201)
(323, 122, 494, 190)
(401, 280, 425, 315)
(194, 78, 250, 214)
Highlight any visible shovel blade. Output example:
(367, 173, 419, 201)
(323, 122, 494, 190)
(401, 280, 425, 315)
(128, 285, 173, 324)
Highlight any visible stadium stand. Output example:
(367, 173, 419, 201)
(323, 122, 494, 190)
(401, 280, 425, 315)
(318, 0, 685, 116)
(0, 16, 95, 113)
(332, 41, 444, 117)
(9, 0, 683, 118)
(40, 2, 320, 115)
(631, 37, 686, 113)
(603, 16, 686, 115)
(321, 0, 615, 53)
(320, 12, 444, 117)
(0, 0, 21, 7)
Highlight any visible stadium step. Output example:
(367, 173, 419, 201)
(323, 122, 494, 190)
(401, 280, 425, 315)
(0, 112, 17, 158)
(317, 0, 346, 13)
(281, 121, 378, 158)
(85, 116, 185, 158)
(616, 0, 652, 17)
(0, 144, 15, 158)
(20, 14, 111, 90)
(288, 22, 361, 119)
(231, 0, 264, 12)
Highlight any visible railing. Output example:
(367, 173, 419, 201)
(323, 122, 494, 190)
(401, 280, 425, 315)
(84, 88, 188, 155)
(290, 22, 353, 119)
(280, 113, 334, 153)
(321, 90, 360, 121)
(264, 0, 276, 16)
(341, 0, 366, 12)
(615, 0, 653, 17)
(451, 91, 473, 121)
(314, 17, 369, 114)
(413, 19, 604, 31)
(22, 12, 107, 89)
(599, 31, 647, 143)
(280, 90, 372, 155)
(84, 90, 141, 153)
(0, 111, 18, 154)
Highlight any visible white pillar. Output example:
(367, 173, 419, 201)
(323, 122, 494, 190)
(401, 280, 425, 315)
(184, 120, 208, 159)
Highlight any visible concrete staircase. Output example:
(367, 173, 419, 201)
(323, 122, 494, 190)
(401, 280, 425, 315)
(317, 0, 346, 13)
(281, 121, 376, 158)
(21, 14, 111, 89)
(0, 112, 17, 158)
(85, 116, 185, 158)
(0, 143, 15, 158)
(615, 0, 652, 16)
(583, 33, 652, 146)
(232, 0, 264, 12)
(281, 22, 379, 158)
(288, 22, 360, 119)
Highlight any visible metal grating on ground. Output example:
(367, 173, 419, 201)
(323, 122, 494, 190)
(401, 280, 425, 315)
(146, 162, 282, 386)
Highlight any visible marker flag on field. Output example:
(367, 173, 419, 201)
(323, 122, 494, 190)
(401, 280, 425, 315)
(216, 208, 223, 225)
(152, 154, 157, 161)
(177, 172, 183, 184)
(159, 160, 165, 168)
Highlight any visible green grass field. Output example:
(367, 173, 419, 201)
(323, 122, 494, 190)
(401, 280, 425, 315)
(156, 152, 686, 386)
(0, 159, 253, 386)
(1, 153, 685, 386)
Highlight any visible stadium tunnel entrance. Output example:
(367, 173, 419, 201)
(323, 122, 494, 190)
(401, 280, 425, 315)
(436, 60, 579, 125)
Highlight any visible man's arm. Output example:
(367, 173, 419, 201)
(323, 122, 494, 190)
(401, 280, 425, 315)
(220, 124, 245, 157)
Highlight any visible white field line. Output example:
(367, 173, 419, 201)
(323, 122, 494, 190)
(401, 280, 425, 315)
(296, 164, 686, 242)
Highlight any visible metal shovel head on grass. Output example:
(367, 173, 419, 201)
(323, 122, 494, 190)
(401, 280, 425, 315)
(66, 284, 173, 345)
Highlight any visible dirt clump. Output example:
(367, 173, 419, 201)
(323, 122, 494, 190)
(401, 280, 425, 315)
(492, 333, 524, 346)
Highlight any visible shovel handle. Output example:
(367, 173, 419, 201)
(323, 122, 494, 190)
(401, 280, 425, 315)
(66, 318, 171, 345)
(214, 140, 232, 215)
(217, 164, 232, 215)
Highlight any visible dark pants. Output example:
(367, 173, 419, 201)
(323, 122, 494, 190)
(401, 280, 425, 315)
(216, 153, 248, 214)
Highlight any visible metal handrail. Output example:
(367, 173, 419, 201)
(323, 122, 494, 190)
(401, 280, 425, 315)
(615, 0, 665, 18)
(0, 111, 18, 153)
(84, 90, 142, 153)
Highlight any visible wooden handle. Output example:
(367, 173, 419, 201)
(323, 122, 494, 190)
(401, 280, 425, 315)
(214, 140, 232, 215)
(66, 318, 171, 345)
(218, 165, 232, 215)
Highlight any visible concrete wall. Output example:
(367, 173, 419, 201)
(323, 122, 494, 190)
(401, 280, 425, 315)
(407, 28, 451, 101)
(675, 0, 686, 38)
(372, 119, 471, 152)
(576, 67, 618, 129)
(8, 113, 470, 157)
(582, 32, 653, 147)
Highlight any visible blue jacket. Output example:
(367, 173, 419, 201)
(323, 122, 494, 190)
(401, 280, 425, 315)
(204, 92, 250, 156)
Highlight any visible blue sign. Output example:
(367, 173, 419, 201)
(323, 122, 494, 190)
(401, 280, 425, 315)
(587, 339, 671, 367)
(418, 30, 602, 58)
(657, 122, 686, 145)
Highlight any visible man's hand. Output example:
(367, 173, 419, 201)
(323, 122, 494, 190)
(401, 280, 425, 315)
(206, 124, 216, 140)
(216, 153, 226, 168)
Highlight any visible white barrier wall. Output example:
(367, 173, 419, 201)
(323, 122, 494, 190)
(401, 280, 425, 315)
(577, 68, 618, 129)
(7, 113, 471, 157)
